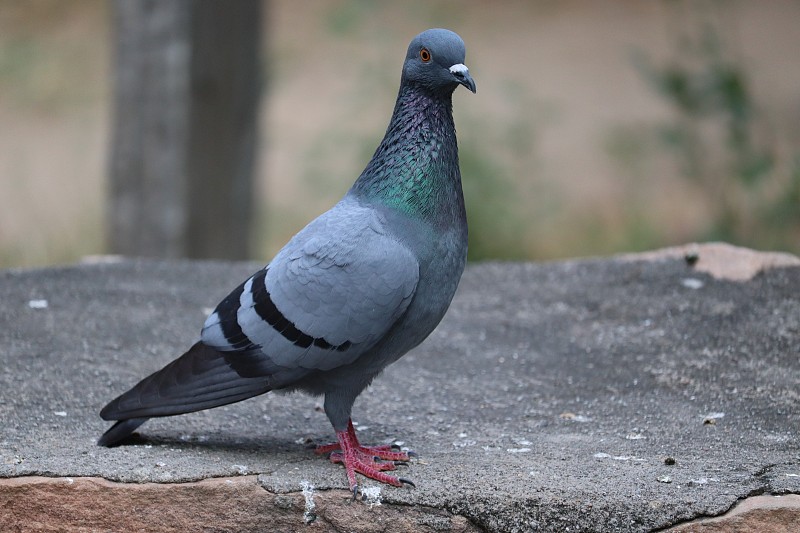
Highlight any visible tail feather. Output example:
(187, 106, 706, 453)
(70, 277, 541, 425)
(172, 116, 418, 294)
(97, 418, 148, 446)
(98, 341, 273, 446)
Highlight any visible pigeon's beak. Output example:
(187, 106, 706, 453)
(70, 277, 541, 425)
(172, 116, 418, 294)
(449, 63, 476, 93)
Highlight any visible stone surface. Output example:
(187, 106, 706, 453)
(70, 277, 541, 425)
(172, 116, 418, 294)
(0, 476, 478, 533)
(619, 241, 800, 281)
(1, 244, 798, 532)
(665, 494, 800, 532)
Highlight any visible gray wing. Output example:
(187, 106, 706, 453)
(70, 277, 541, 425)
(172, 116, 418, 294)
(201, 199, 419, 375)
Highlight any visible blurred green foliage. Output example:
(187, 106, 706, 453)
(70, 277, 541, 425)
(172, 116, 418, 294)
(460, 137, 527, 261)
(632, 0, 799, 252)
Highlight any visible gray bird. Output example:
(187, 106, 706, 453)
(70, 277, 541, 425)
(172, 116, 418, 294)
(98, 28, 476, 493)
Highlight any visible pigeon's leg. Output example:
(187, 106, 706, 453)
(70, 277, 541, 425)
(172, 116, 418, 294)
(315, 419, 413, 489)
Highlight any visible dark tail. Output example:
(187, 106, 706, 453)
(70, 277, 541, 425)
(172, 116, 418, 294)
(97, 418, 149, 447)
(98, 341, 272, 446)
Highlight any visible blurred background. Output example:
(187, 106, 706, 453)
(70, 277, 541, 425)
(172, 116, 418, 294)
(1, 0, 798, 268)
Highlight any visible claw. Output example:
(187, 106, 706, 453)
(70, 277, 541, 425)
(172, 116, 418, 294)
(399, 477, 416, 488)
(407, 450, 419, 458)
(351, 484, 359, 501)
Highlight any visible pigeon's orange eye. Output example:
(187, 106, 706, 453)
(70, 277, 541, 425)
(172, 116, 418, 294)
(419, 48, 431, 63)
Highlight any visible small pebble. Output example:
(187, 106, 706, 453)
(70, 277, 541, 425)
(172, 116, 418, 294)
(681, 278, 704, 290)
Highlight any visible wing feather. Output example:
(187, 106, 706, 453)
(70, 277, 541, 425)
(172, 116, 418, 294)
(201, 199, 419, 374)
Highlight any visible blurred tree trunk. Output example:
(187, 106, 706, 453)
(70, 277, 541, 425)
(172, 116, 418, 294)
(108, 0, 262, 259)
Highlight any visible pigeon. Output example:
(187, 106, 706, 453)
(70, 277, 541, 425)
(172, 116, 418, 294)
(98, 28, 476, 494)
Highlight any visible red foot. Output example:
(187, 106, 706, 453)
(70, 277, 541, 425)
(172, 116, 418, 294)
(315, 419, 412, 490)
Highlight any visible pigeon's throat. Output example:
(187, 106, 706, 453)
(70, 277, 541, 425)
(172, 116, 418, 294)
(352, 87, 465, 224)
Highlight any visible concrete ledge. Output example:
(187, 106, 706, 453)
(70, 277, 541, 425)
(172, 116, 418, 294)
(1, 243, 798, 531)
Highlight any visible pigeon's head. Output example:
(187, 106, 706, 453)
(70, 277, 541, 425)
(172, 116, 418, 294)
(402, 28, 476, 96)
